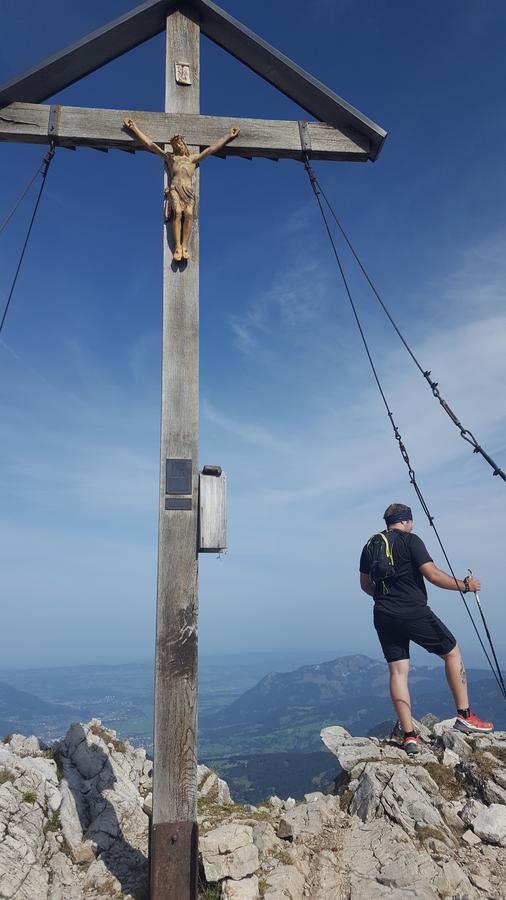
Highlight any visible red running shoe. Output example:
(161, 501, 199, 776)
(402, 735, 419, 755)
(455, 711, 494, 734)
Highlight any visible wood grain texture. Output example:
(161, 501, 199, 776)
(0, 102, 370, 160)
(152, 8, 200, 832)
(199, 472, 227, 552)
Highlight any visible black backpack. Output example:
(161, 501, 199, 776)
(365, 530, 398, 587)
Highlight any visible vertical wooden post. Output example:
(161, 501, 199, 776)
(150, 8, 200, 900)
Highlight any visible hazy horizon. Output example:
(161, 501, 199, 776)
(0, 643, 501, 674)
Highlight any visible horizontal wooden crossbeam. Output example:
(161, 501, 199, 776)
(0, 103, 370, 161)
(0, 0, 386, 160)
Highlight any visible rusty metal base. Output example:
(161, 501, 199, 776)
(150, 820, 198, 900)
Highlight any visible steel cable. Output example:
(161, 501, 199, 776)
(0, 146, 55, 337)
(0, 161, 45, 237)
(314, 180, 506, 483)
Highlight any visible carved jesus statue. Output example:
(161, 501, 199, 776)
(123, 117, 240, 261)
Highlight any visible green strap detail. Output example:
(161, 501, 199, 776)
(367, 531, 394, 563)
(367, 532, 394, 593)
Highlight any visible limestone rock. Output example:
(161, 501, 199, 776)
(4, 734, 43, 755)
(54, 721, 148, 900)
(142, 792, 153, 816)
(349, 761, 454, 843)
(433, 858, 472, 896)
(221, 874, 259, 899)
(461, 797, 487, 827)
(321, 723, 437, 777)
(276, 796, 337, 840)
(308, 849, 342, 899)
(484, 776, 506, 806)
(442, 748, 460, 768)
(200, 823, 259, 881)
(431, 717, 458, 736)
(0, 720, 150, 900)
(252, 822, 282, 854)
(493, 768, 506, 790)
(198, 764, 232, 805)
(420, 713, 439, 730)
(2, 715, 506, 899)
(440, 728, 472, 759)
(263, 863, 305, 899)
(462, 829, 481, 846)
(342, 819, 441, 899)
(321, 725, 384, 771)
(277, 818, 294, 840)
(304, 791, 324, 803)
(472, 803, 506, 845)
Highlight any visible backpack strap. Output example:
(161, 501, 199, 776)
(367, 531, 395, 565)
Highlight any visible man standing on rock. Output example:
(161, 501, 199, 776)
(359, 502, 493, 754)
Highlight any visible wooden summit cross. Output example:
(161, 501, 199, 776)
(0, 2, 385, 897)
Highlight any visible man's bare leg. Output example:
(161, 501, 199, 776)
(181, 212, 193, 260)
(442, 644, 469, 710)
(172, 214, 183, 261)
(388, 659, 413, 732)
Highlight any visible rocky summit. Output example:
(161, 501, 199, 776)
(0, 717, 505, 899)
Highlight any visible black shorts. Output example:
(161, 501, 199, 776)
(374, 608, 456, 663)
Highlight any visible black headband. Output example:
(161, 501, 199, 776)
(384, 508, 413, 526)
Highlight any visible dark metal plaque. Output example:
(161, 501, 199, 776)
(165, 497, 192, 510)
(166, 458, 192, 495)
(150, 820, 198, 900)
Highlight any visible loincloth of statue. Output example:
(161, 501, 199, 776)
(164, 183, 196, 221)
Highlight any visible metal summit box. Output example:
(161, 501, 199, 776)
(199, 466, 227, 553)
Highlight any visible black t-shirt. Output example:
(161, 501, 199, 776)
(359, 530, 433, 617)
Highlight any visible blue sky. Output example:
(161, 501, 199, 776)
(1, 0, 505, 672)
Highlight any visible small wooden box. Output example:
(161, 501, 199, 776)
(199, 467, 227, 553)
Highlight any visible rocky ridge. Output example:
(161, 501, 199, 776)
(0, 716, 505, 898)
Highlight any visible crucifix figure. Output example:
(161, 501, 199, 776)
(0, 2, 385, 896)
(123, 117, 240, 260)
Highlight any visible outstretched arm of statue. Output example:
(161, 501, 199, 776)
(123, 117, 167, 159)
(192, 126, 240, 163)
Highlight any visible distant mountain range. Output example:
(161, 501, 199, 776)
(1, 653, 503, 803)
(0, 680, 86, 740)
(200, 653, 504, 801)
(199, 653, 504, 757)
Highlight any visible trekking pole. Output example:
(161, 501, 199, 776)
(468, 569, 506, 698)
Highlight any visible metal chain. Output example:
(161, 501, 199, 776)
(422, 372, 506, 480)
(313, 179, 506, 484)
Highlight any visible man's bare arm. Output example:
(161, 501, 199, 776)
(191, 126, 240, 163)
(123, 117, 167, 159)
(419, 562, 480, 593)
(360, 573, 375, 598)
